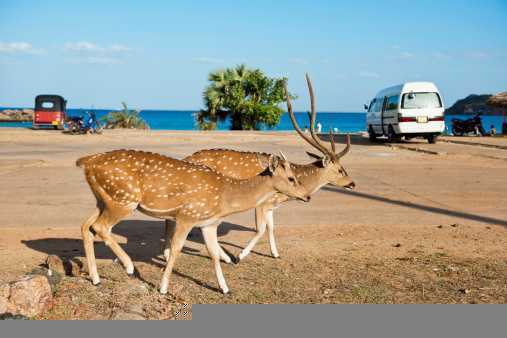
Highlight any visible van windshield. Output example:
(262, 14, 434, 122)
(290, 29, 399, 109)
(401, 92, 442, 109)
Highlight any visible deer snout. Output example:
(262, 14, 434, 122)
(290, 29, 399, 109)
(299, 195, 311, 202)
(344, 182, 355, 190)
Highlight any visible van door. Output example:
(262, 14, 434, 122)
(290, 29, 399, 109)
(380, 96, 387, 135)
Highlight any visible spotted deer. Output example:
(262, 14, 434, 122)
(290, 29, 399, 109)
(166, 74, 354, 261)
(76, 149, 309, 294)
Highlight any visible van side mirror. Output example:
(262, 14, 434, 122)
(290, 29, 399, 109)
(363, 104, 369, 110)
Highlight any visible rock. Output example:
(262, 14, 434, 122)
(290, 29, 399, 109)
(4, 275, 52, 317)
(46, 255, 81, 276)
(393, 243, 402, 248)
(29, 266, 61, 289)
(111, 311, 145, 320)
(0, 284, 10, 314)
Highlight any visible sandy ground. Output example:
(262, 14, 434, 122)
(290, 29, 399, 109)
(0, 128, 506, 315)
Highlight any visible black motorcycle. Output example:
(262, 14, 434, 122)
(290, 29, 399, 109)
(451, 113, 487, 136)
(65, 112, 102, 135)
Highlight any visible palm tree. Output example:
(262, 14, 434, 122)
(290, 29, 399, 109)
(102, 102, 149, 129)
(197, 65, 289, 130)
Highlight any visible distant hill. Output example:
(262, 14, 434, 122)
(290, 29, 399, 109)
(445, 94, 505, 115)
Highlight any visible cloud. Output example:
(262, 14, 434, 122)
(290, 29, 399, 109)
(109, 44, 132, 52)
(0, 42, 45, 54)
(465, 51, 490, 60)
(86, 57, 121, 65)
(191, 57, 224, 64)
(64, 41, 131, 54)
(399, 51, 414, 59)
(64, 56, 122, 65)
(289, 57, 309, 65)
(432, 51, 452, 60)
(359, 71, 380, 78)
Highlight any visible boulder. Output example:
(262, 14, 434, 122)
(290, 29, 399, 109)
(46, 254, 81, 276)
(1, 275, 52, 318)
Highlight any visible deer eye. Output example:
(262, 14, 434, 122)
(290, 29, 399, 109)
(288, 177, 296, 183)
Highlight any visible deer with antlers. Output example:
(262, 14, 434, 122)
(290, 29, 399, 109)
(164, 74, 354, 262)
(76, 149, 309, 294)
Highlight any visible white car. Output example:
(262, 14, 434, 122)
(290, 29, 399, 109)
(365, 82, 445, 143)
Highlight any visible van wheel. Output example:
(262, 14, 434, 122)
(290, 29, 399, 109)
(368, 126, 377, 142)
(427, 135, 437, 144)
(387, 125, 401, 143)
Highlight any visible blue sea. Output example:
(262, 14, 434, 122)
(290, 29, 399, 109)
(0, 108, 505, 134)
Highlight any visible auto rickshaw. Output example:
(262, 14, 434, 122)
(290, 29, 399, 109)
(32, 94, 67, 130)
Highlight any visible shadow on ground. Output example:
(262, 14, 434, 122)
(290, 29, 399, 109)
(324, 186, 507, 227)
(21, 219, 255, 290)
(318, 133, 432, 146)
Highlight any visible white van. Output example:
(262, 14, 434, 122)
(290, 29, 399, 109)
(365, 82, 445, 143)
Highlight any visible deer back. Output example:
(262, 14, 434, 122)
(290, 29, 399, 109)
(184, 149, 268, 179)
(77, 150, 232, 220)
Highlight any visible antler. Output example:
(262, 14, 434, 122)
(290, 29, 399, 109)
(284, 82, 328, 154)
(286, 74, 351, 161)
(305, 74, 350, 160)
(336, 134, 351, 159)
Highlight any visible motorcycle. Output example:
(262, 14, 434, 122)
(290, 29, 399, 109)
(451, 113, 487, 136)
(65, 112, 102, 135)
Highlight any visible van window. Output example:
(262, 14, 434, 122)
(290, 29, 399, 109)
(402, 92, 442, 109)
(386, 95, 399, 111)
(373, 98, 383, 112)
(368, 99, 376, 112)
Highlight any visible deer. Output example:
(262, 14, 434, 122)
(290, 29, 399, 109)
(164, 74, 354, 262)
(76, 149, 310, 295)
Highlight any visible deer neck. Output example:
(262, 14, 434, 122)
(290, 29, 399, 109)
(220, 174, 276, 214)
(294, 163, 328, 195)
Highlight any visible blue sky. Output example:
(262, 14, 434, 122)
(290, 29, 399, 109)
(1, 0, 506, 111)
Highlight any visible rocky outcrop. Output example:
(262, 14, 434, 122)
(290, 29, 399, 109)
(0, 109, 34, 122)
(445, 94, 504, 115)
(0, 275, 53, 318)
(488, 92, 507, 108)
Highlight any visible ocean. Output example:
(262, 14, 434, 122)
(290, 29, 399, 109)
(0, 109, 505, 134)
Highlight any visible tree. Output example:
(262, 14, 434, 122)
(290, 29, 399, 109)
(196, 64, 292, 130)
(102, 102, 149, 129)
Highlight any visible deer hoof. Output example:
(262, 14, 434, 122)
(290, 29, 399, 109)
(127, 267, 141, 279)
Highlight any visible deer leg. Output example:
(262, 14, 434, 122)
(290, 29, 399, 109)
(81, 208, 101, 285)
(163, 219, 175, 261)
(160, 222, 191, 295)
(238, 207, 267, 261)
(165, 220, 231, 264)
(217, 243, 232, 264)
(201, 226, 229, 294)
(91, 207, 135, 275)
(265, 209, 280, 258)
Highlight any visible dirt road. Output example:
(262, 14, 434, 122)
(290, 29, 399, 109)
(0, 129, 506, 314)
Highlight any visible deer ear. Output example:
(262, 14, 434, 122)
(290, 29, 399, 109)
(306, 151, 322, 160)
(267, 154, 280, 173)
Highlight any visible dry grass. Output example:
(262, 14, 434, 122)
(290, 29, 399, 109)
(35, 232, 507, 319)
